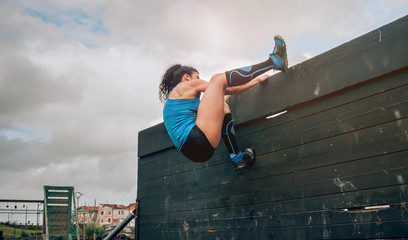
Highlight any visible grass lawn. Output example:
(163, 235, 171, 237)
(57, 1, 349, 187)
(0, 224, 41, 239)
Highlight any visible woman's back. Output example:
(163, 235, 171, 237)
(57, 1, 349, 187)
(163, 96, 200, 150)
(168, 79, 205, 100)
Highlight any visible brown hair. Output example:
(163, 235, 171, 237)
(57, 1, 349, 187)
(159, 64, 198, 102)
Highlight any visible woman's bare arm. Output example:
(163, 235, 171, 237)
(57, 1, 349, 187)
(225, 74, 269, 95)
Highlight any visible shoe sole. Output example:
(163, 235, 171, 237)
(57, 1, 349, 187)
(274, 35, 288, 72)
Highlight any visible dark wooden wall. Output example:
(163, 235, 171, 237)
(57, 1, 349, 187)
(137, 16, 408, 239)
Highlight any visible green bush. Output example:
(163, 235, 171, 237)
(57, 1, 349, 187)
(21, 230, 29, 237)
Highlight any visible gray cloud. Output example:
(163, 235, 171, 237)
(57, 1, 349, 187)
(0, 50, 82, 116)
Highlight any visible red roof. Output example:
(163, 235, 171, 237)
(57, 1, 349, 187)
(127, 203, 138, 210)
(81, 206, 99, 211)
(101, 204, 127, 209)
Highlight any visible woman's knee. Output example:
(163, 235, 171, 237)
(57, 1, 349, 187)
(209, 73, 227, 87)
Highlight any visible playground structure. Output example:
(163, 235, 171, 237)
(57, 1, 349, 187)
(0, 186, 80, 240)
(137, 16, 408, 239)
(43, 186, 80, 240)
(1, 186, 139, 240)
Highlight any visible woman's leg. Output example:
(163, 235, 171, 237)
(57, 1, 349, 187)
(225, 35, 287, 87)
(221, 103, 254, 167)
(221, 103, 239, 156)
(196, 73, 255, 169)
(196, 73, 228, 148)
(196, 35, 288, 149)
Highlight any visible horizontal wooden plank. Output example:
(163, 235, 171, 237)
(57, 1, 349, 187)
(45, 198, 70, 205)
(229, 15, 408, 124)
(44, 186, 73, 191)
(138, 219, 408, 240)
(139, 203, 407, 233)
(140, 199, 408, 228)
(44, 192, 72, 198)
(46, 208, 70, 214)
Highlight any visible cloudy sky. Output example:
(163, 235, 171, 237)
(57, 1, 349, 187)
(0, 0, 407, 213)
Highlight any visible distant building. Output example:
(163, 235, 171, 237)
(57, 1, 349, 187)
(97, 204, 129, 226)
(127, 203, 138, 227)
(77, 206, 99, 224)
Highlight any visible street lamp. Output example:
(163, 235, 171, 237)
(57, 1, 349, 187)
(75, 192, 85, 240)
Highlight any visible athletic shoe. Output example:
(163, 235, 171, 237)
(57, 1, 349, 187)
(270, 35, 288, 72)
(231, 148, 255, 170)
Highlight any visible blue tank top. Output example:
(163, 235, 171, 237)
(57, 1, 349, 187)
(163, 97, 200, 150)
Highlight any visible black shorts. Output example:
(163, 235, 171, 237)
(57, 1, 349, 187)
(180, 125, 215, 163)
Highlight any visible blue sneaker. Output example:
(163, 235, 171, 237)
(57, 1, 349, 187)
(270, 35, 288, 72)
(231, 148, 255, 170)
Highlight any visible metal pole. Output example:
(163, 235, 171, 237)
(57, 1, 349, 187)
(93, 199, 96, 240)
(25, 205, 27, 228)
(36, 203, 39, 240)
(74, 192, 82, 240)
(103, 209, 136, 240)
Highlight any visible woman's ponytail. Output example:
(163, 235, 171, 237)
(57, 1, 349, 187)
(159, 64, 198, 102)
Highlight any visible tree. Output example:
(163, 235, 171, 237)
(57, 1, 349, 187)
(85, 224, 107, 239)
